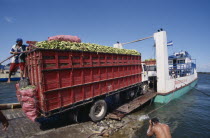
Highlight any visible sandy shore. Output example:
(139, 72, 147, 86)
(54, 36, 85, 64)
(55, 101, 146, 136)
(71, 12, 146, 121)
(0, 108, 148, 138)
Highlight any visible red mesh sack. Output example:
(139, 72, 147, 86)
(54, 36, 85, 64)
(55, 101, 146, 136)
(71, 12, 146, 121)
(16, 84, 21, 102)
(22, 102, 36, 112)
(21, 96, 36, 103)
(15, 83, 20, 90)
(16, 85, 39, 122)
(48, 35, 81, 43)
(16, 93, 21, 102)
(25, 110, 38, 122)
(19, 88, 36, 97)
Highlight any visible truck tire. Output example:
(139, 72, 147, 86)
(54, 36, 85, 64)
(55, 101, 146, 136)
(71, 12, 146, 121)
(89, 100, 107, 122)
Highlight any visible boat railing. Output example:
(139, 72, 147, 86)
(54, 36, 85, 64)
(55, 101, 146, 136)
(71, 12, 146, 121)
(169, 62, 195, 78)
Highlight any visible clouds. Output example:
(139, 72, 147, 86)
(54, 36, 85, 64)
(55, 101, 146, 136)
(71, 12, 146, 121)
(4, 16, 14, 23)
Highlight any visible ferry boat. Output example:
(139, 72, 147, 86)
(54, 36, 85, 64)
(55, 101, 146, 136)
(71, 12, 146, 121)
(114, 30, 197, 103)
(0, 64, 20, 82)
(153, 31, 198, 103)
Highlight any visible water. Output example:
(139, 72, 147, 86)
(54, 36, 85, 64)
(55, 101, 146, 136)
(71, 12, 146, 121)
(0, 74, 210, 137)
(0, 81, 18, 104)
(138, 115, 150, 121)
(133, 73, 210, 138)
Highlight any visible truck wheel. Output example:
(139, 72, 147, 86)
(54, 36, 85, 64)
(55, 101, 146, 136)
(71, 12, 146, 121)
(89, 100, 107, 122)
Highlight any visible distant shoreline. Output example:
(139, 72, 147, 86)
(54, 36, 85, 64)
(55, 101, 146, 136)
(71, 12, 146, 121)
(198, 72, 210, 74)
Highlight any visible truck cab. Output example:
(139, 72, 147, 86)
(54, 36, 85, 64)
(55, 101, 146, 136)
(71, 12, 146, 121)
(141, 60, 157, 92)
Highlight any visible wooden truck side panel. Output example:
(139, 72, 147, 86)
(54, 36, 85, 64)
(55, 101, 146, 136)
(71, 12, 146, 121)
(26, 49, 142, 115)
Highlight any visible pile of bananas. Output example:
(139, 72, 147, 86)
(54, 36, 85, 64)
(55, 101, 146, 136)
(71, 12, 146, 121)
(36, 41, 140, 55)
(20, 85, 36, 90)
(144, 58, 156, 61)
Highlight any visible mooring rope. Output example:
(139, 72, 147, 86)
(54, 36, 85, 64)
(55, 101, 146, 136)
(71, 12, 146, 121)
(146, 91, 175, 118)
(175, 79, 210, 97)
(121, 36, 153, 45)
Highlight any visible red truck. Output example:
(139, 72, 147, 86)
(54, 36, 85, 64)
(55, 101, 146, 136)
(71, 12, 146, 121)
(16, 48, 144, 122)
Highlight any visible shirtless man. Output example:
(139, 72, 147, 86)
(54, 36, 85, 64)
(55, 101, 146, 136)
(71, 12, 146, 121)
(0, 110, 9, 131)
(147, 117, 171, 138)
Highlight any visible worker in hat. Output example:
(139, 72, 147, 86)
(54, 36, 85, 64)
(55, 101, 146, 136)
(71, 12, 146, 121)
(7, 38, 28, 83)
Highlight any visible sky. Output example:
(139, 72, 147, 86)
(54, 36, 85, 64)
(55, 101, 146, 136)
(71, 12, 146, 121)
(0, 0, 210, 72)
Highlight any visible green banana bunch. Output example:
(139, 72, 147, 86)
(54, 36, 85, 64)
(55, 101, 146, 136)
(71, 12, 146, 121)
(20, 85, 36, 90)
(36, 40, 140, 55)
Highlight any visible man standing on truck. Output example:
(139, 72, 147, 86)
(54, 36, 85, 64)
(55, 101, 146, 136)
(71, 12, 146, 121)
(147, 117, 172, 138)
(7, 38, 28, 83)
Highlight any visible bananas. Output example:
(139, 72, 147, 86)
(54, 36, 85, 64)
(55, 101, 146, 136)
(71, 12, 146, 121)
(36, 40, 140, 55)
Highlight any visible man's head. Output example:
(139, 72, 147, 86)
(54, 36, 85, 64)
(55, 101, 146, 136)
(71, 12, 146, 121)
(151, 117, 159, 125)
(16, 38, 23, 46)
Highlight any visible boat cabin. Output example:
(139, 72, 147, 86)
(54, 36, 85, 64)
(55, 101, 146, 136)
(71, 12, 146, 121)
(168, 51, 196, 78)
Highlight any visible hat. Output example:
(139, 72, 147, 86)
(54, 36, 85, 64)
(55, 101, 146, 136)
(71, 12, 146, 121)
(16, 38, 23, 42)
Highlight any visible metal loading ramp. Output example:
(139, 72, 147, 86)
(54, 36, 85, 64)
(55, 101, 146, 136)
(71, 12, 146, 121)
(106, 90, 157, 120)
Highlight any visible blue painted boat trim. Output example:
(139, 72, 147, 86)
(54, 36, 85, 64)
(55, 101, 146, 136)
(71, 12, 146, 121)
(0, 78, 20, 82)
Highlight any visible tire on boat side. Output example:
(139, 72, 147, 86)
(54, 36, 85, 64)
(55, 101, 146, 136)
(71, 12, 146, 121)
(89, 99, 107, 122)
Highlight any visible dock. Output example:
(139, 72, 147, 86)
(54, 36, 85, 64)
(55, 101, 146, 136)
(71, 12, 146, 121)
(0, 103, 21, 110)
(0, 108, 96, 138)
(0, 108, 41, 138)
(0, 91, 156, 137)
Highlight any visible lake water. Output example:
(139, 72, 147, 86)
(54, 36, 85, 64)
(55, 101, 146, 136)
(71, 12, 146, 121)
(0, 73, 209, 137)
(132, 73, 210, 138)
(0, 81, 17, 104)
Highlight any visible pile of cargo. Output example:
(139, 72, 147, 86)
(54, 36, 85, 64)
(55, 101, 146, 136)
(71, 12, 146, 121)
(143, 59, 156, 65)
(144, 58, 156, 62)
(36, 40, 140, 55)
(16, 84, 38, 122)
(48, 35, 81, 43)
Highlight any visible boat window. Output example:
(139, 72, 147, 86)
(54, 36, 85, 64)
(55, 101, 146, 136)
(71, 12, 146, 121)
(178, 60, 185, 64)
(168, 60, 173, 64)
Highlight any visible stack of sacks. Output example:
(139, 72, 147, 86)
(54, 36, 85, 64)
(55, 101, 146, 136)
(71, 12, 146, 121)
(48, 35, 81, 43)
(16, 83, 21, 102)
(16, 84, 38, 122)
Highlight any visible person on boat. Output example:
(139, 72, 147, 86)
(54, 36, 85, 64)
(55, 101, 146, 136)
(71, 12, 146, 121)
(7, 38, 28, 83)
(147, 117, 172, 138)
(0, 110, 9, 131)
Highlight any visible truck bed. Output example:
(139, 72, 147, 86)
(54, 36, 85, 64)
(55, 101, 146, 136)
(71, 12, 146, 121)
(26, 49, 142, 115)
